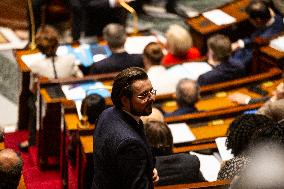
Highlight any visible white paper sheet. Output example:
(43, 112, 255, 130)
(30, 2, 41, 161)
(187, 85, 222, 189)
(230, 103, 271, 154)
(124, 35, 166, 54)
(202, 9, 236, 26)
(168, 123, 196, 144)
(269, 35, 284, 52)
(190, 151, 221, 181)
(215, 137, 234, 161)
(0, 27, 28, 50)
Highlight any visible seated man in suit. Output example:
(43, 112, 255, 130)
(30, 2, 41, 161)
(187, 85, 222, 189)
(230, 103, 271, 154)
(144, 120, 205, 186)
(231, 0, 284, 68)
(0, 148, 23, 189)
(164, 78, 199, 117)
(88, 23, 144, 75)
(197, 34, 247, 86)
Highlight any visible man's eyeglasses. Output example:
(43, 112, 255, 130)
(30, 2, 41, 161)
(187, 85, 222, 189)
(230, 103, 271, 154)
(137, 89, 157, 101)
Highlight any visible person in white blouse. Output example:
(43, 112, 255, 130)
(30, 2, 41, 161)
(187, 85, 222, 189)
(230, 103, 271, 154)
(19, 25, 83, 152)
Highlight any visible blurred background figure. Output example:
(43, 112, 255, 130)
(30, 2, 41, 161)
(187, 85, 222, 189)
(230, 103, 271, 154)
(0, 148, 23, 189)
(197, 34, 247, 86)
(80, 93, 107, 125)
(88, 23, 144, 75)
(218, 114, 278, 180)
(164, 78, 199, 117)
(144, 120, 205, 186)
(162, 24, 201, 67)
(230, 123, 284, 189)
(19, 25, 83, 152)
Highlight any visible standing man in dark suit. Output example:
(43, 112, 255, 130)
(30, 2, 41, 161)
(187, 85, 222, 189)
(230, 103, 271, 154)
(71, 0, 128, 40)
(197, 34, 247, 86)
(92, 67, 159, 189)
(88, 23, 144, 74)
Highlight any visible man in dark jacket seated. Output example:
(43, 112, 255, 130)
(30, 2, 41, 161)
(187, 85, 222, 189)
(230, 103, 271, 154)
(231, 0, 284, 68)
(164, 78, 199, 117)
(88, 23, 144, 75)
(197, 34, 247, 86)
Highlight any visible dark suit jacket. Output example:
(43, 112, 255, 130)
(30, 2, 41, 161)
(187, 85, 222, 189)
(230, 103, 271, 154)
(197, 58, 247, 86)
(164, 106, 197, 117)
(79, 0, 127, 36)
(156, 153, 205, 186)
(89, 52, 144, 74)
(92, 107, 154, 189)
(231, 14, 284, 68)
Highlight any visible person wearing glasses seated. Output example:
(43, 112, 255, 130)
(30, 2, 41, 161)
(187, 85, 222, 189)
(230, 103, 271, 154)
(164, 78, 199, 117)
(144, 120, 205, 186)
(92, 67, 159, 188)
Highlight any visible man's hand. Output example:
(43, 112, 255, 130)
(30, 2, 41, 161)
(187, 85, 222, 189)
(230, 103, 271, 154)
(152, 168, 159, 183)
(231, 41, 241, 51)
(228, 92, 251, 105)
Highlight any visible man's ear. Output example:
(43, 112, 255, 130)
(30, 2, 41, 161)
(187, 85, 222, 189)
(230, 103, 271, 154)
(121, 95, 130, 109)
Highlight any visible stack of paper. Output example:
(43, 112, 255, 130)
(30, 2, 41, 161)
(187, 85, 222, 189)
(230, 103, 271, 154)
(215, 137, 234, 161)
(202, 9, 236, 26)
(269, 35, 284, 52)
(167, 62, 212, 81)
(190, 151, 221, 181)
(61, 81, 111, 101)
(124, 35, 166, 54)
(168, 123, 196, 144)
(0, 27, 28, 50)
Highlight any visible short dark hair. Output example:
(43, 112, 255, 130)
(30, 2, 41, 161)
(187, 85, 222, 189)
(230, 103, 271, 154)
(0, 149, 23, 189)
(35, 25, 59, 57)
(111, 67, 148, 109)
(226, 114, 278, 156)
(103, 23, 126, 49)
(176, 78, 199, 108)
(246, 0, 271, 20)
(144, 120, 173, 156)
(81, 94, 106, 124)
(207, 34, 231, 62)
(143, 42, 164, 65)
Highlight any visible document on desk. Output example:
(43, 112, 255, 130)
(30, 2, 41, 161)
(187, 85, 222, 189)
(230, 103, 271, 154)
(202, 9, 236, 26)
(269, 35, 284, 52)
(167, 62, 212, 81)
(215, 137, 234, 161)
(190, 151, 221, 181)
(61, 81, 111, 101)
(124, 35, 166, 54)
(168, 123, 196, 144)
(0, 27, 28, 50)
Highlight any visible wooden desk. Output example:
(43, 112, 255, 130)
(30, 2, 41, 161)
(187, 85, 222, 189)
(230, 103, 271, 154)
(162, 77, 283, 113)
(38, 75, 114, 170)
(258, 45, 284, 69)
(186, 0, 253, 54)
(155, 179, 231, 189)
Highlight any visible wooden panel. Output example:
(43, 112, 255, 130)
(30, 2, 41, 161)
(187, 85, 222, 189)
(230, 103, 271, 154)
(155, 179, 231, 189)
(0, 0, 28, 29)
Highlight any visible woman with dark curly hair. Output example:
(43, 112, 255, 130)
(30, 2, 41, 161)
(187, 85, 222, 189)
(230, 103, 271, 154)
(217, 114, 278, 180)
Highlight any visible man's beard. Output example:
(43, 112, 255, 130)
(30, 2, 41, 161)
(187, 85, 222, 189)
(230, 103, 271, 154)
(130, 101, 153, 116)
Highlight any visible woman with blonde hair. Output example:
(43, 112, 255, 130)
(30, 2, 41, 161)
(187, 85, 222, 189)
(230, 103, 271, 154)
(162, 24, 201, 66)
